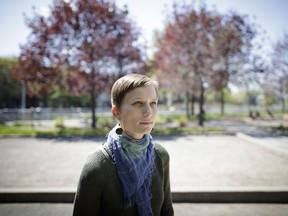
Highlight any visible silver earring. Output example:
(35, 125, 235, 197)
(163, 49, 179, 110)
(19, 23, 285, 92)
(116, 124, 123, 135)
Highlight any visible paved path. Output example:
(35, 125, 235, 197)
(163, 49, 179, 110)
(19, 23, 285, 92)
(0, 135, 287, 190)
(1, 203, 288, 216)
(0, 134, 288, 215)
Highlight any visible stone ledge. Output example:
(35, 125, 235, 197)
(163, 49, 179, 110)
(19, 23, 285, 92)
(1, 187, 287, 203)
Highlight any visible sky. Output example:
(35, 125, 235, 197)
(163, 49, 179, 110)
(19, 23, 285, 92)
(0, 0, 288, 57)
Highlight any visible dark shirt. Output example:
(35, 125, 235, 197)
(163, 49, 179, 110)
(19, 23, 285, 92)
(73, 143, 174, 216)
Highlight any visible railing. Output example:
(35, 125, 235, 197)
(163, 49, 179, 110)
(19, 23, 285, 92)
(0, 107, 111, 122)
(0, 104, 284, 123)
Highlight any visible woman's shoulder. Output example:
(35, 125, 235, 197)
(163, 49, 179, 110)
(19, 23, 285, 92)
(77, 145, 114, 190)
(82, 145, 112, 172)
(153, 142, 170, 160)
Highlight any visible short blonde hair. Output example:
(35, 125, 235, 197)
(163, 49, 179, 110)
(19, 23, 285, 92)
(111, 73, 158, 108)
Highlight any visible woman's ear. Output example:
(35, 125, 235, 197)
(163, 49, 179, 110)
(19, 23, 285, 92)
(111, 106, 121, 120)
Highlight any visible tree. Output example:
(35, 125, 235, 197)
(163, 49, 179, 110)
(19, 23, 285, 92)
(155, 1, 260, 124)
(16, 0, 145, 128)
(0, 58, 21, 108)
(211, 12, 257, 115)
(154, 23, 191, 113)
(155, 1, 221, 126)
(269, 32, 288, 113)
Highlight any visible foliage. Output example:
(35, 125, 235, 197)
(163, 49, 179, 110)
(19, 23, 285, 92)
(54, 116, 65, 129)
(0, 125, 39, 136)
(0, 58, 21, 108)
(267, 32, 288, 113)
(0, 124, 109, 137)
(156, 114, 191, 125)
(97, 117, 115, 129)
(48, 88, 90, 107)
(152, 127, 224, 135)
(154, 1, 259, 123)
(0, 119, 225, 137)
(15, 0, 146, 128)
(272, 125, 288, 135)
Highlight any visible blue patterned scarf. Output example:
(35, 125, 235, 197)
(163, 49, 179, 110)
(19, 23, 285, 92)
(104, 125, 155, 216)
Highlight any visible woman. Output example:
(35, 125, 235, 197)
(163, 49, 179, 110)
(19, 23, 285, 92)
(73, 74, 174, 216)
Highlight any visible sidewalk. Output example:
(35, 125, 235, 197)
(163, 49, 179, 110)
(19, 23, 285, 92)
(1, 203, 288, 216)
(0, 134, 288, 215)
(0, 134, 287, 203)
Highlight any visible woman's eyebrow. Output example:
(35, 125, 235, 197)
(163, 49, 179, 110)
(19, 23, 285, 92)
(130, 97, 158, 101)
(130, 96, 143, 101)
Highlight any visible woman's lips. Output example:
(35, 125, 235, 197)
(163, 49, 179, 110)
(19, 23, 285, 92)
(139, 121, 153, 125)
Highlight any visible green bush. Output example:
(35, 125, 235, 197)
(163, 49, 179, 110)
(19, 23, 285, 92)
(54, 117, 65, 129)
(97, 117, 115, 129)
(178, 117, 188, 127)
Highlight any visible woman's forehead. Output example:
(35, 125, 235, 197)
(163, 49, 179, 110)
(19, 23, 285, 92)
(123, 85, 158, 100)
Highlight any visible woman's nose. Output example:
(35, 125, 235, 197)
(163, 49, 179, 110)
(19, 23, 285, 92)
(143, 104, 152, 116)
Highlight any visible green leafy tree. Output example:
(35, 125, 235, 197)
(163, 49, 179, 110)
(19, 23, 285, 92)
(0, 58, 21, 108)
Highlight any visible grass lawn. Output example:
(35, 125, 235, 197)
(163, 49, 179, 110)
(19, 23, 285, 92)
(0, 118, 226, 137)
(2, 112, 284, 137)
(0, 125, 109, 137)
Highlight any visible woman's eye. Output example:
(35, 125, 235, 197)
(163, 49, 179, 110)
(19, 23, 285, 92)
(133, 101, 142, 105)
(151, 101, 158, 106)
(132, 101, 157, 106)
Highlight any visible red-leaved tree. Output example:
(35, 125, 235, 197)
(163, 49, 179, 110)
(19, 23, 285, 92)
(15, 0, 145, 128)
(155, 1, 259, 124)
(211, 12, 257, 115)
(155, 2, 220, 126)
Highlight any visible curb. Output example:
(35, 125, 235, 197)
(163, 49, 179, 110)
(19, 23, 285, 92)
(1, 187, 288, 203)
(0, 188, 75, 203)
(172, 187, 288, 203)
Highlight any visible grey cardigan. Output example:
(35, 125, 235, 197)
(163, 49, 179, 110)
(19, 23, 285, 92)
(73, 142, 174, 216)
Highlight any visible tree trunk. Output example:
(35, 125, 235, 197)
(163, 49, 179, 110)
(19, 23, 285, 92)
(185, 91, 190, 118)
(198, 82, 205, 126)
(21, 81, 26, 121)
(191, 93, 195, 116)
(90, 87, 97, 129)
(281, 96, 286, 114)
(90, 70, 97, 129)
(220, 88, 225, 115)
(280, 83, 287, 113)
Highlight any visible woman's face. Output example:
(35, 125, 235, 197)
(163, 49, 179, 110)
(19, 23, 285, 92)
(112, 84, 158, 140)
